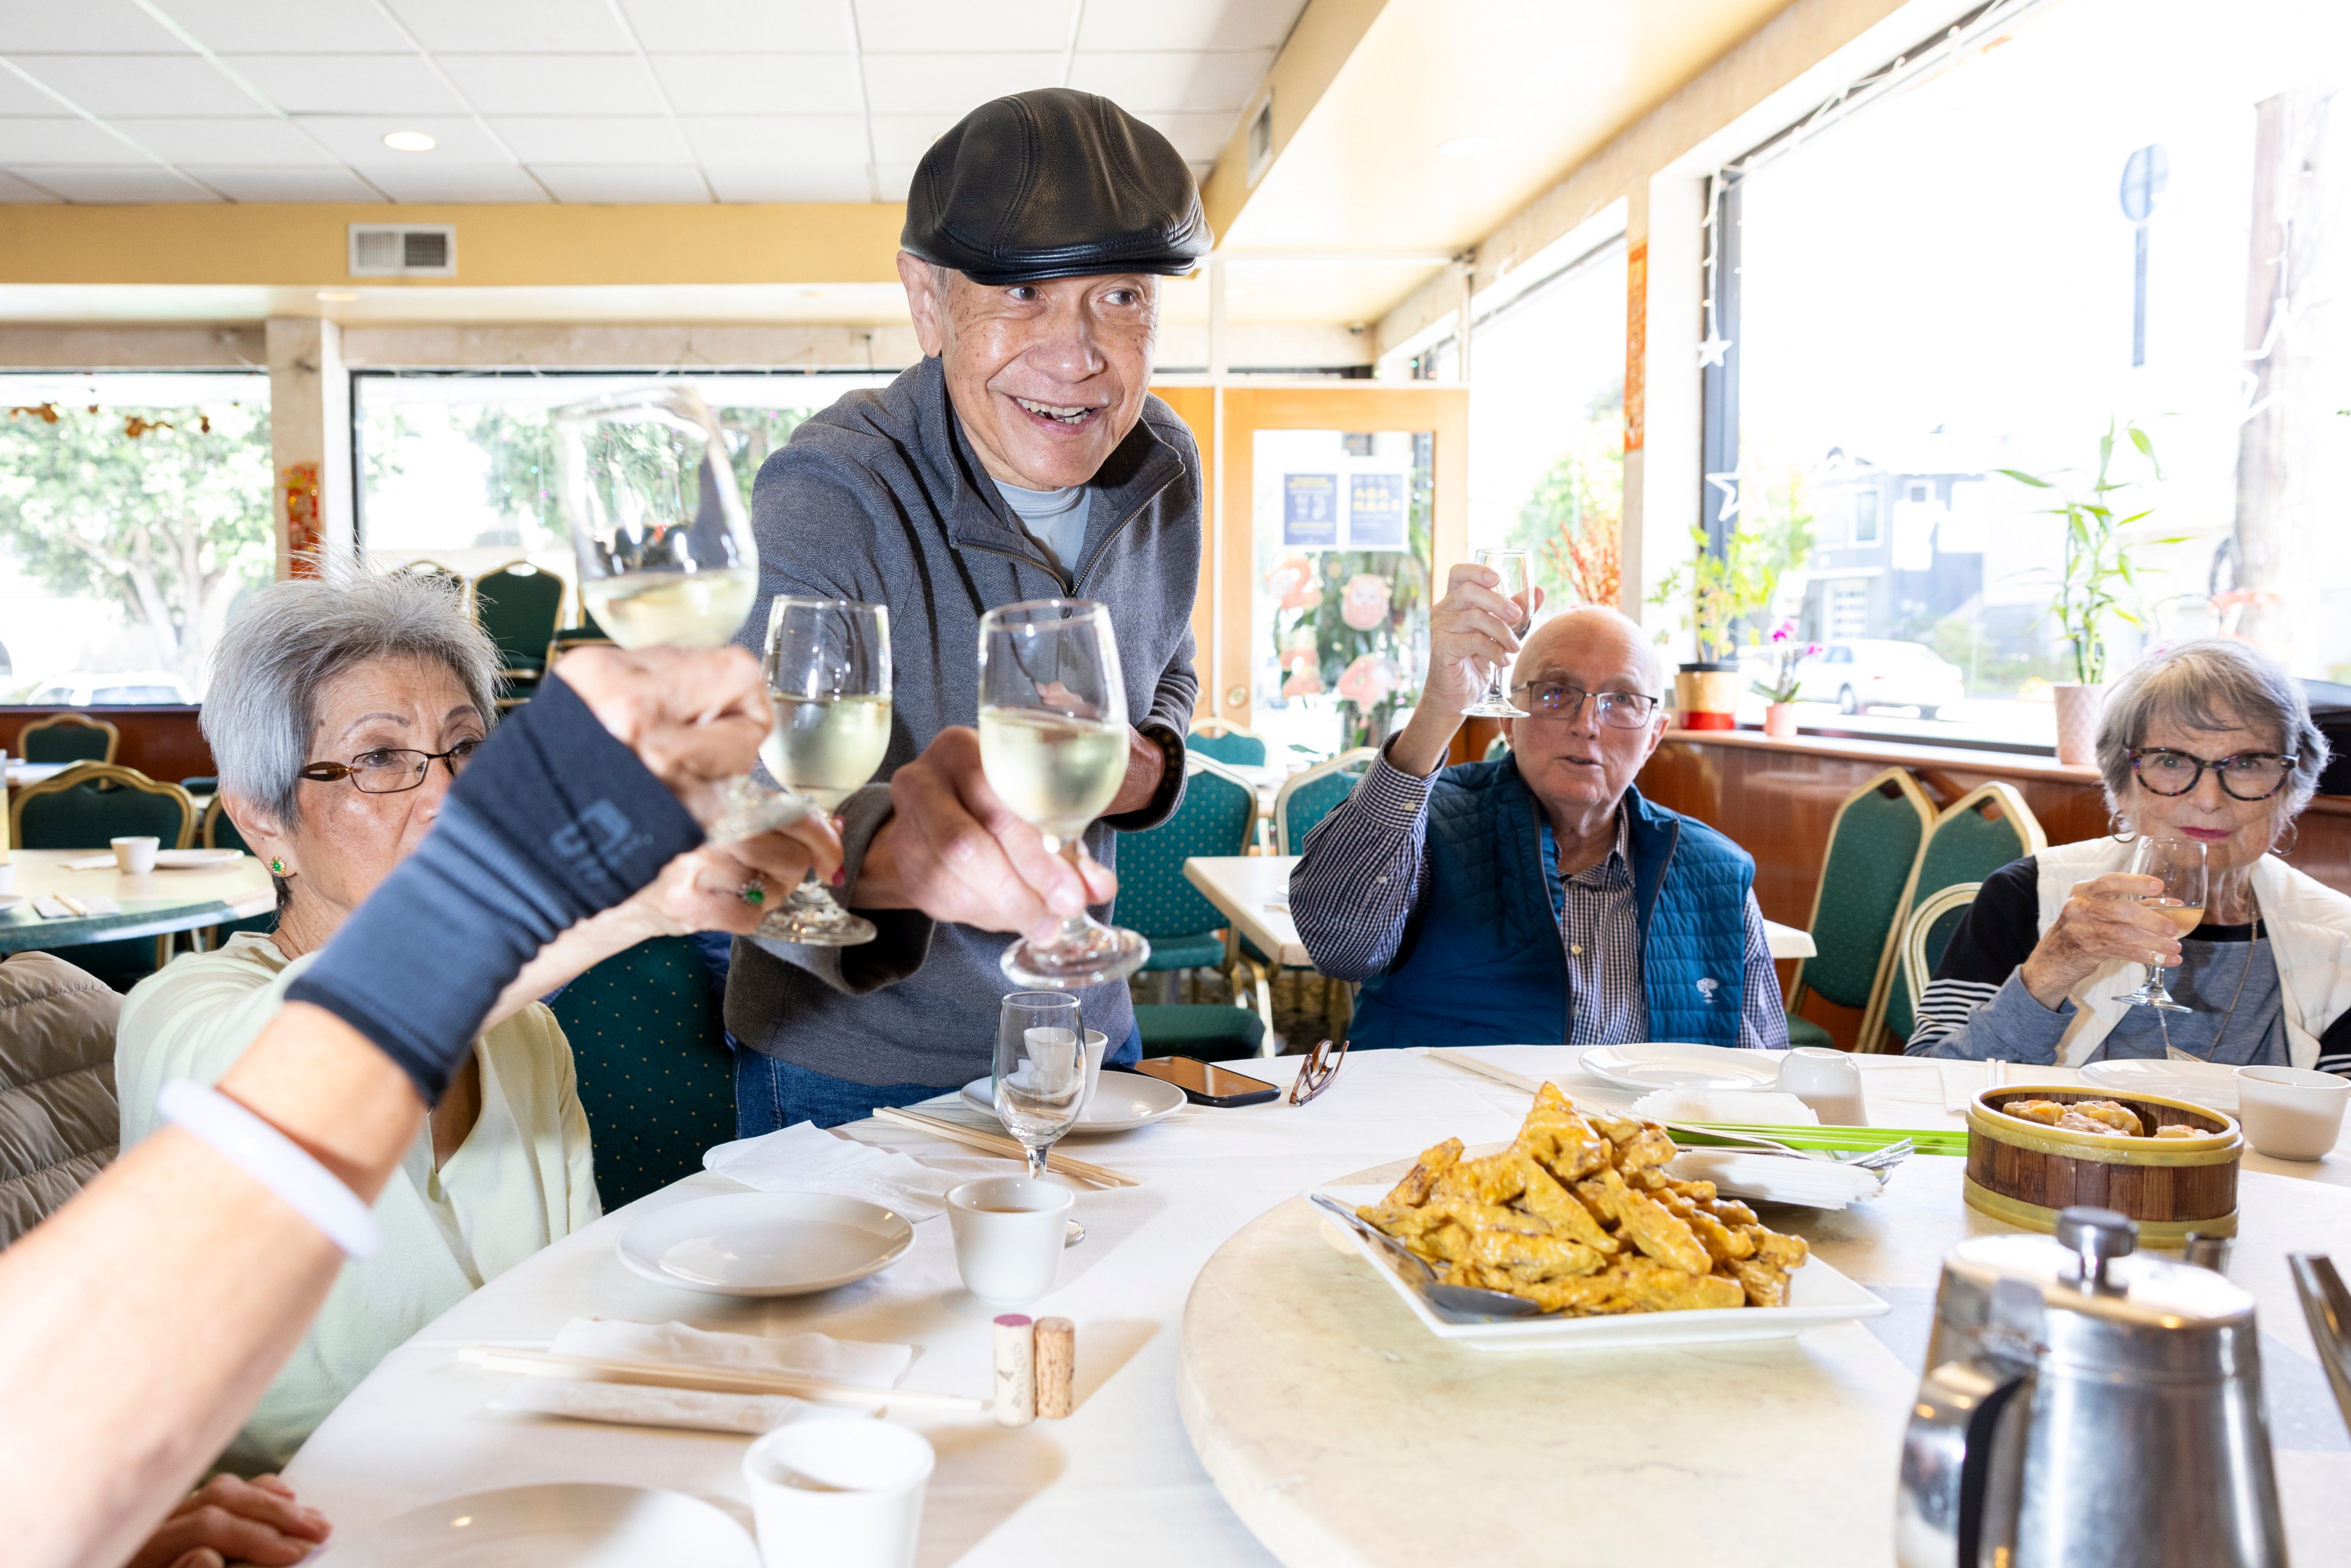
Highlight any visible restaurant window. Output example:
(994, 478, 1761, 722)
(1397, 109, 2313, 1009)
(0, 372, 273, 705)
(1708, 0, 2351, 746)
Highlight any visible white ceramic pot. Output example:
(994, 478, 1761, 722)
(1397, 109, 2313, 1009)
(2052, 681, 2105, 767)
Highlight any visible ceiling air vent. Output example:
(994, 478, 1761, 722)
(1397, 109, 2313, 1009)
(348, 223, 456, 278)
(1245, 93, 1275, 187)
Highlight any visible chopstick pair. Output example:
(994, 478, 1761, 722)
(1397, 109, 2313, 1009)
(459, 1346, 986, 1413)
(869, 1105, 1141, 1188)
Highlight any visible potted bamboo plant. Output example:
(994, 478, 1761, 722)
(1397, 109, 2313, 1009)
(1649, 525, 1777, 729)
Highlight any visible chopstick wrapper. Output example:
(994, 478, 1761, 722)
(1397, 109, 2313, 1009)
(703, 1120, 1005, 1221)
(488, 1318, 913, 1436)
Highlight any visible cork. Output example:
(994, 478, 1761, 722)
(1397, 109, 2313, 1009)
(992, 1313, 1034, 1427)
(1034, 1317, 1075, 1419)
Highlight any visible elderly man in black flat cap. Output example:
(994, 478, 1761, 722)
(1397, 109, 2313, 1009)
(724, 89, 1211, 1131)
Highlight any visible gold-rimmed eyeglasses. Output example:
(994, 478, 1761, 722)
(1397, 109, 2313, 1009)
(1289, 1037, 1349, 1106)
(298, 738, 481, 794)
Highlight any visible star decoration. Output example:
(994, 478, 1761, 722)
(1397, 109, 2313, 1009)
(1697, 333, 1733, 369)
(1704, 470, 1742, 525)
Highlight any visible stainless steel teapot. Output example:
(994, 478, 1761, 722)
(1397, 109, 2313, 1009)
(1895, 1207, 2287, 1568)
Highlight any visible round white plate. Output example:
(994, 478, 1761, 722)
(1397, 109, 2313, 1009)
(617, 1191, 912, 1297)
(310, 1484, 757, 1567)
(0, 893, 23, 913)
(1578, 1043, 1783, 1093)
(2080, 1056, 2240, 1112)
(960, 1069, 1188, 1134)
(152, 849, 241, 868)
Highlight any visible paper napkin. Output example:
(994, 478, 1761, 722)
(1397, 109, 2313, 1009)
(703, 1120, 1007, 1221)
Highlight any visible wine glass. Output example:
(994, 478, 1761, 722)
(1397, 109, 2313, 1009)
(751, 598, 891, 945)
(994, 991, 1085, 1180)
(977, 599, 1151, 988)
(2115, 836, 2207, 1012)
(1463, 547, 1534, 717)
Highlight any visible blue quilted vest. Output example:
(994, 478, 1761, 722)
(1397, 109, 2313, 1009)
(1348, 758, 1755, 1049)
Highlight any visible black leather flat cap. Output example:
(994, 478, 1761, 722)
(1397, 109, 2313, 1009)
(903, 89, 1210, 285)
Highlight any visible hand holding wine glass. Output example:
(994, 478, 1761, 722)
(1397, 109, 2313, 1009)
(752, 597, 893, 945)
(1463, 547, 1535, 718)
(2114, 836, 2207, 1013)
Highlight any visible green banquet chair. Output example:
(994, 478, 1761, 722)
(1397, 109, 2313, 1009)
(1186, 720, 1268, 768)
(1116, 755, 1259, 1004)
(1782, 768, 1934, 1052)
(10, 763, 197, 991)
(1862, 782, 2045, 1050)
(1272, 748, 1379, 857)
(17, 713, 119, 766)
(1885, 882, 1982, 1048)
(471, 561, 568, 702)
(198, 795, 278, 945)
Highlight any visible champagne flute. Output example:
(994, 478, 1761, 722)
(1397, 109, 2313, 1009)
(2115, 835, 2207, 1012)
(752, 598, 891, 945)
(994, 991, 1084, 1180)
(1463, 547, 1534, 717)
(977, 599, 1151, 988)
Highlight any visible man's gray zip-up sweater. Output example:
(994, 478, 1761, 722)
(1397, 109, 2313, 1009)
(726, 354, 1198, 1086)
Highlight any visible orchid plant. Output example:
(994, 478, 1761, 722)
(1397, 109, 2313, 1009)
(1751, 620, 1820, 705)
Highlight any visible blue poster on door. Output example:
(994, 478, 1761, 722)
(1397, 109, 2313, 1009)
(1348, 472, 1407, 549)
(1283, 473, 1339, 547)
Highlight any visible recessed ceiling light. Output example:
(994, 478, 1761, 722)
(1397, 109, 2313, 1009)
(315, 290, 358, 302)
(382, 130, 437, 152)
(1437, 135, 1500, 157)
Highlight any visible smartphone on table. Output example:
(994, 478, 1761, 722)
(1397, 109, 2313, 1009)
(1120, 1056, 1280, 1108)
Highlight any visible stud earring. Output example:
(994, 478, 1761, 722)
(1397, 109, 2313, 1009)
(269, 858, 286, 875)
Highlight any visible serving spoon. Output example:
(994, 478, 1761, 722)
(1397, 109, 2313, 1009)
(1307, 1193, 1550, 1321)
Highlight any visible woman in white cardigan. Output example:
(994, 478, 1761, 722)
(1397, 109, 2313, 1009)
(1908, 638, 2351, 1075)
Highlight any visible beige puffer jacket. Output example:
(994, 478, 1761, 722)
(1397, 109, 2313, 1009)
(0, 951, 122, 1247)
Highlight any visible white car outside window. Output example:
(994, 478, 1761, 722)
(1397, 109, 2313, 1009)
(1793, 640, 1966, 718)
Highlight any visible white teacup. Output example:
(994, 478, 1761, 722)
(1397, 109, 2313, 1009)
(0, 861, 14, 896)
(111, 836, 160, 875)
(1076, 1027, 1108, 1112)
(743, 1419, 934, 1568)
(947, 1176, 1073, 1305)
(2233, 1066, 2349, 1161)
(1776, 1045, 1867, 1126)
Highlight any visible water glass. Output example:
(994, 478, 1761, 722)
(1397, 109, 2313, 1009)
(1464, 547, 1534, 717)
(995, 991, 1084, 1177)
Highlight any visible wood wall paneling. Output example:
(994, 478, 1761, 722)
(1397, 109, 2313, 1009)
(0, 707, 216, 786)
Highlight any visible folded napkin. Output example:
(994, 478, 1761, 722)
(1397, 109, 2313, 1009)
(1631, 1089, 1821, 1125)
(703, 1120, 1005, 1221)
(33, 894, 120, 920)
(487, 1317, 912, 1436)
(61, 853, 118, 871)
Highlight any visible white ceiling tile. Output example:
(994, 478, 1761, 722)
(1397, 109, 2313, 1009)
(0, 118, 157, 165)
(533, 163, 709, 201)
(111, 116, 337, 165)
(651, 53, 861, 116)
(356, 161, 550, 200)
(146, 0, 412, 52)
(0, 168, 65, 198)
(0, 0, 188, 53)
(855, 0, 1074, 54)
(183, 164, 383, 200)
(0, 68, 66, 114)
(859, 51, 1059, 115)
(1076, 0, 1305, 52)
(9, 54, 257, 117)
(864, 111, 958, 162)
(8, 164, 219, 200)
(381, 0, 631, 53)
(871, 160, 917, 201)
(620, 0, 852, 53)
(1067, 50, 1270, 112)
(492, 116, 691, 164)
(223, 54, 465, 116)
(294, 114, 515, 162)
(435, 54, 662, 116)
(677, 114, 866, 164)
(1131, 109, 1240, 163)
(702, 161, 868, 201)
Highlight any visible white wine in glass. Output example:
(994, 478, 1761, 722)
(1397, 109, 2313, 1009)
(581, 569, 757, 651)
(754, 598, 891, 945)
(978, 599, 1150, 989)
(2115, 835, 2207, 1013)
(1464, 547, 1534, 717)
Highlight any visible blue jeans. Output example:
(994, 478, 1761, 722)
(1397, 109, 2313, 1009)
(730, 1027, 1144, 1136)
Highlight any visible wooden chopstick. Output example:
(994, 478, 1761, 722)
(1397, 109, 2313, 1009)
(1420, 1048, 1547, 1095)
(458, 1346, 986, 1412)
(869, 1105, 1141, 1188)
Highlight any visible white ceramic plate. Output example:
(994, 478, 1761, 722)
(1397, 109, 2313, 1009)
(2080, 1056, 2241, 1112)
(152, 848, 241, 868)
(1312, 1184, 1886, 1352)
(1578, 1043, 1784, 1094)
(309, 1484, 757, 1567)
(960, 1070, 1187, 1134)
(617, 1191, 913, 1297)
(0, 893, 23, 913)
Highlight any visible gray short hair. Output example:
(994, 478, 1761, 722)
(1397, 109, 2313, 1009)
(2095, 637, 2331, 822)
(203, 571, 501, 830)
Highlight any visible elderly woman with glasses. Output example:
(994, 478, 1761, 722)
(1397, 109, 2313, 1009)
(112, 572, 834, 1477)
(1908, 639, 2351, 1075)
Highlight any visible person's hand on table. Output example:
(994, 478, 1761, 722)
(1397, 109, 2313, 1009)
(1386, 563, 1545, 778)
(855, 726, 1115, 940)
(126, 1473, 329, 1568)
(2019, 872, 2182, 1008)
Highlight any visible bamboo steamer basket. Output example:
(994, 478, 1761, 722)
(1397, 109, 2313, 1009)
(1963, 1086, 2242, 1244)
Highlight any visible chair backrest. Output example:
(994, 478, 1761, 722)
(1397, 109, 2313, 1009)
(1861, 782, 2045, 1049)
(0, 951, 122, 1248)
(549, 936, 732, 1211)
(11, 763, 196, 851)
(1273, 748, 1379, 856)
(1888, 881, 1981, 1044)
(473, 563, 568, 675)
(18, 713, 119, 765)
(1112, 757, 1258, 940)
(1187, 729, 1267, 768)
(1787, 768, 1934, 1018)
(200, 794, 248, 854)
(1483, 735, 1511, 762)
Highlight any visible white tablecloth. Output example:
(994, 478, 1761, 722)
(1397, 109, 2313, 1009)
(284, 1048, 2351, 1564)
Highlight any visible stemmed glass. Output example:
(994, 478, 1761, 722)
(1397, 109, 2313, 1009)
(2115, 836, 2207, 1012)
(977, 599, 1151, 988)
(994, 992, 1085, 1180)
(1464, 547, 1534, 717)
(752, 598, 892, 945)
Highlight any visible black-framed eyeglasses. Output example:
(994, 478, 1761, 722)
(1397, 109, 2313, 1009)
(1511, 681, 1659, 730)
(298, 738, 482, 795)
(2127, 747, 2298, 802)
(1289, 1037, 1349, 1106)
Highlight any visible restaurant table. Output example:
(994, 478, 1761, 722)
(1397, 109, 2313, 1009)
(1181, 853, 1818, 969)
(3, 759, 72, 791)
(0, 847, 271, 955)
(284, 1047, 2349, 1566)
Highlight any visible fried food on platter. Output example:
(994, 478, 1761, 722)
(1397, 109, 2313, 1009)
(1355, 1081, 1809, 1316)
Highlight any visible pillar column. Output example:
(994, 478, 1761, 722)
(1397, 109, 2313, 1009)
(264, 318, 353, 579)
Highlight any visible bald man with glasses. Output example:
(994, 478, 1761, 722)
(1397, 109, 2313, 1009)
(1290, 567, 1789, 1051)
